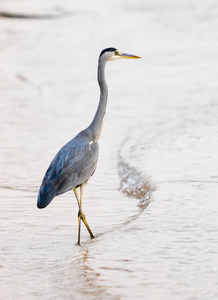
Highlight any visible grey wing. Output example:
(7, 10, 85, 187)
(50, 141, 99, 195)
(64, 141, 99, 189)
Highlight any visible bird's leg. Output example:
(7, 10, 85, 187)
(78, 211, 81, 246)
(73, 188, 80, 207)
(73, 188, 88, 228)
(79, 184, 95, 242)
(73, 186, 94, 245)
(73, 187, 82, 245)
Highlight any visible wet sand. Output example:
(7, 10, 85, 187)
(0, 0, 218, 299)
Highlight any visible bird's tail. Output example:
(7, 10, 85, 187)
(37, 183, 56, 209)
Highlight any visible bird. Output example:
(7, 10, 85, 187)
(37, 47, 141, 245)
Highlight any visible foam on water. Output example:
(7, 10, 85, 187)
(118, 157, 153, 209)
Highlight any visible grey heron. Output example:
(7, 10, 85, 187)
(37, 48, 141, 245)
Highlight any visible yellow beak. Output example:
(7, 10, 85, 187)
(119, 52, 141, 59)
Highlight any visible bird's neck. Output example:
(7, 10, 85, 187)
(89, 57, 108, 141)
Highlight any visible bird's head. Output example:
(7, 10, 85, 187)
(99, 47, 141, 61)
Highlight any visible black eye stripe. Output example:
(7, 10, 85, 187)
(100, 47, 117, 57)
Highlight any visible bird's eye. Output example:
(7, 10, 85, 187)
(115, 50, 120, 56)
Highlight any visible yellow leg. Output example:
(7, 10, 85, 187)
(78, 213, 81, 245)
(73, 188, 80, 207)
(73, 186, 95, 245)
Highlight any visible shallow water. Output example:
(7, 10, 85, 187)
(0, 0, 218, 299)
